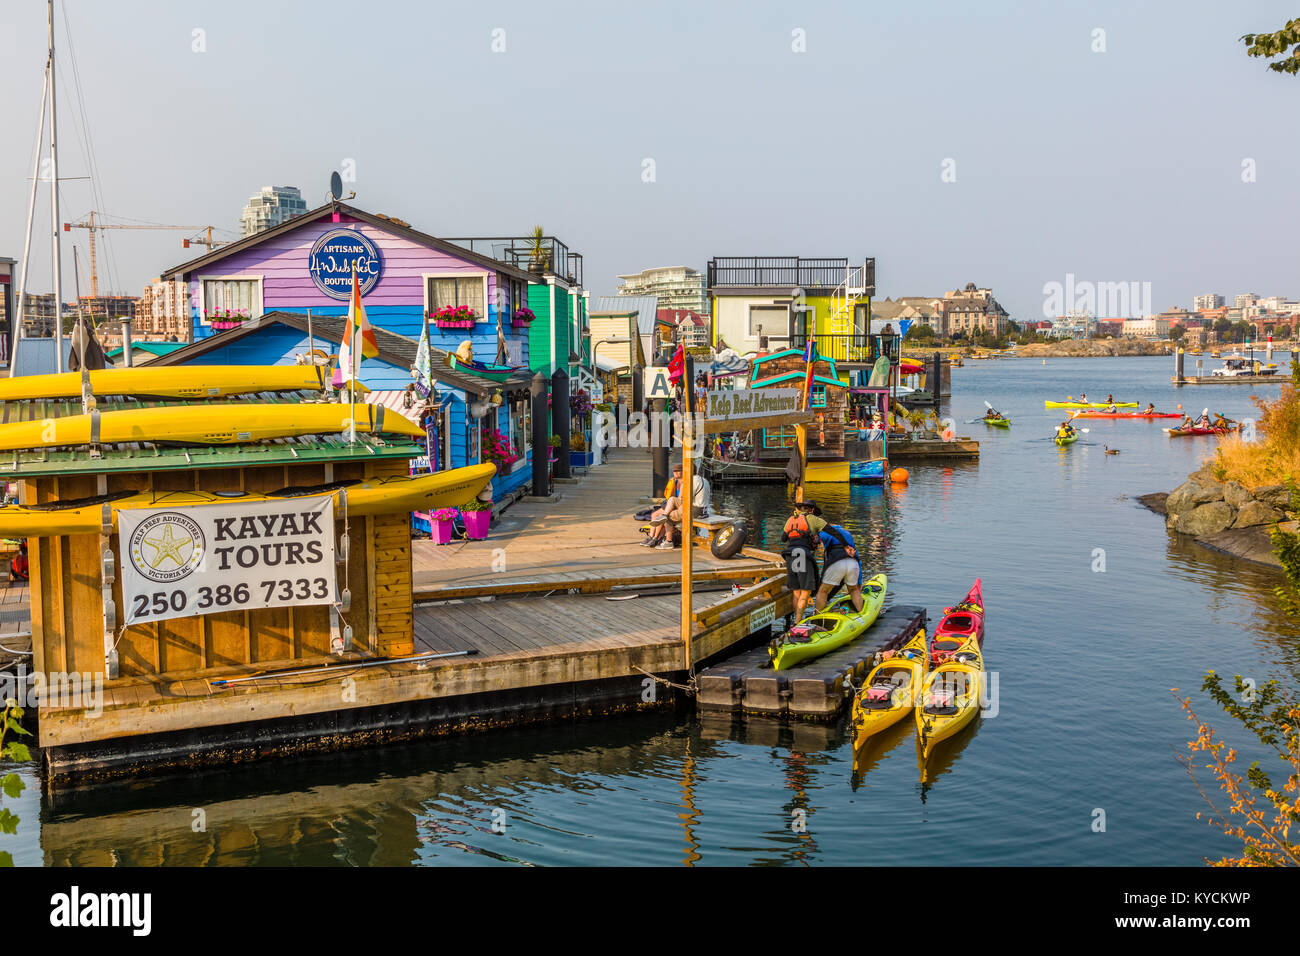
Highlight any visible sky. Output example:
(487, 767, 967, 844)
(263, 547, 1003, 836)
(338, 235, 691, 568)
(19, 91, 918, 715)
(2, 0, 1298, 322)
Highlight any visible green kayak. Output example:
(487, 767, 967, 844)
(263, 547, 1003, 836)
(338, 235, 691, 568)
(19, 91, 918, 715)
(769, 574, 887, 670)
(983, 416, 1011, 428)
(1054, 431, 1079, 446)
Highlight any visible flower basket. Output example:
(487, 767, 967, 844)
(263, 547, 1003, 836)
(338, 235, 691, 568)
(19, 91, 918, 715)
(205, 308, 250, 330)
(511, 306, 535, 330)
(430, 305, 479, 330)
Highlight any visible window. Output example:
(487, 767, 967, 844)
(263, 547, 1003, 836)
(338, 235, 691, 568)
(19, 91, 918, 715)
(810, 384, 827, 408)
(748, 305, 788, 339)
(763, 425, 798, 449)
(200, 277, 262, 323)
(426, 274, 487, 320)
(511, 400, 530, 474)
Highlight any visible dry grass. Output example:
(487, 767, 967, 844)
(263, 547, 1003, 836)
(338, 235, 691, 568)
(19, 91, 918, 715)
(1213, 367, 1300, 490)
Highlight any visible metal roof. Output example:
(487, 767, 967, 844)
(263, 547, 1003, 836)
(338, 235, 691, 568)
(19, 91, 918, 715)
(591, 295, 658, 336)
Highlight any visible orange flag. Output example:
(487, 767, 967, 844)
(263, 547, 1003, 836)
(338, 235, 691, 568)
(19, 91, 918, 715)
(335, 260, 379, 385)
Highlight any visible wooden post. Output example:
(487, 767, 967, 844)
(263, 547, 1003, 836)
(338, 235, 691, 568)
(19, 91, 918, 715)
(794, 422, 807, 503)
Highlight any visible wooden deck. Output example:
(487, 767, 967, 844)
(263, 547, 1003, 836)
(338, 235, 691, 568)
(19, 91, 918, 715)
(38, 449, 792, 781)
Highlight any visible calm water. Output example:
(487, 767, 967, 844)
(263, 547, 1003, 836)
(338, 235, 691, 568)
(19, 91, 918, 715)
(6, 355, 1299, 866)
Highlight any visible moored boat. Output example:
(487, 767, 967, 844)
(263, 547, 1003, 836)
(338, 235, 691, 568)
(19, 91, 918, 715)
(768, 573, 886, 670)
(929, 578, 985, 663)
(916, 585, 985, 759)
(851, 627, 927, 742)
(448, 353, 523, 382)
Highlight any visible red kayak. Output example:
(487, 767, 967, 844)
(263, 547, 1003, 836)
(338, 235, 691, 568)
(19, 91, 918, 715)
(1166, 424, 1240, 437)
(1072, 411, 1182, 420)
(930, 578, 985, 663)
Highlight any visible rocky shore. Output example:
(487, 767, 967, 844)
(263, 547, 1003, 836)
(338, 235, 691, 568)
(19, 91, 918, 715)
(1142, 460, 1297, 569)
(1015, 339, 1169, 358)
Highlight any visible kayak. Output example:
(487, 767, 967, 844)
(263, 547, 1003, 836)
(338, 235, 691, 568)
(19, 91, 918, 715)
(1166, 424, 1239, 437)
(983, 416, 1011, 428)
(1044, 401, 1138, 409)
(0, 365, 330, 402)
(769, 573, 887, 670)
(1071, 411, 1181, 420)
(915, 633, 984, 759)
(0, 402, 423, 451)
(929, 578, 985, 663)
(851, 626, 928, 742)
(1054, 431, 1079, 446)
(0, 464, 497, 537)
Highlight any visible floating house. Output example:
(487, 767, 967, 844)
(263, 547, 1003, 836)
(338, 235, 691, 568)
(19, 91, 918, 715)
(160, 202, 590, 499)
(746, 347, 888, 482)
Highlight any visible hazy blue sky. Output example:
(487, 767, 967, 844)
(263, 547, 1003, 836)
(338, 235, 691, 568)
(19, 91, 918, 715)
(3, 0, 1298, 321)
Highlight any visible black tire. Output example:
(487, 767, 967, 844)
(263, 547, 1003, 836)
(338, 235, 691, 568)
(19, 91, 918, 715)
(710, 520, 749, 559)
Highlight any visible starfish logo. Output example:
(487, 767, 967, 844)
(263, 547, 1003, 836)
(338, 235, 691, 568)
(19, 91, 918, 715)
(129, 512, 205, 583)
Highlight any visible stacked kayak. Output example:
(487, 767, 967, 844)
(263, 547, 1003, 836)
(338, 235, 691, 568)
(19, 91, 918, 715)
(851, 627, 927, 742)
(1054, 431, 1079, 446)
(0, 465, 497, 536)
(1045, 400, 1138, 409)
(0, 365, 329, 401)
(916, 579, 987, 759)
(1071, 411, 1181, 420)
(768, 574, 887, 670)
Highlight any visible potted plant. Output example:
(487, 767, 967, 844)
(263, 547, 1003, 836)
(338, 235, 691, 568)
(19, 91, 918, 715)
(460, 498, 492, 540)
(527, 225, 551, 275)
(431, 305, 478, 330)
(547, 434, 561, 461)
(481, 425, 520, 471)
(208, 308, 249, 330)
(429, 507, 458, 545)
(512, 306, 535, 329)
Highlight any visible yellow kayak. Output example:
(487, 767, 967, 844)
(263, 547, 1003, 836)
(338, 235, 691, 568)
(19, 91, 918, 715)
(1044, 400, 1138, 409)
(0, 365, 329, 402)
(0, 402, 422, 451)
(851, 627, 928, 743)
(0, 464, 496, 537)
(915, 634, 984, 759)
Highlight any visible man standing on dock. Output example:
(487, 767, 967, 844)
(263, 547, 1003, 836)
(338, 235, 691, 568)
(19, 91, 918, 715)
(815, 520, 864, 614)
(781, 500, 824, 620)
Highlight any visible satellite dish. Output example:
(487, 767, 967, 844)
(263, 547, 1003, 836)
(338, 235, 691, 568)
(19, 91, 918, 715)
(329, 171, 343, 201)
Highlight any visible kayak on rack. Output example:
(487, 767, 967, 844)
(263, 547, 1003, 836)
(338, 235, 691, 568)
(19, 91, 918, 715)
(0, 464, 497, 537)
(0, 365, 331, 402)
(768, 574, 887, 670)
(1045, 400, 1138, 409)
(851, 626, 928, 742)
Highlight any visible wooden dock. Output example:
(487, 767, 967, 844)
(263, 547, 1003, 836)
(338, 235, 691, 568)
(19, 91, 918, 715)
(695, 605, 927, 719)
(888, 436, 980, 460)
(1172, 375, 1286, 386)
(34, 450, 794, 784)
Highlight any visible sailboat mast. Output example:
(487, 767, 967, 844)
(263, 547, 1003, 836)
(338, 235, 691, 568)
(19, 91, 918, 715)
(48, 0, 65, 373)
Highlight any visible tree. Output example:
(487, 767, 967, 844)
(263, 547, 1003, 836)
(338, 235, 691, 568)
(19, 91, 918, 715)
(1170, 324, 1186, 341)
(1243, 20, 1300, 75)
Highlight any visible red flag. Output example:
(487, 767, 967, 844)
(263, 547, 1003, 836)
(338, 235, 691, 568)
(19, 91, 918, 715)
(667, 344, 685, 382)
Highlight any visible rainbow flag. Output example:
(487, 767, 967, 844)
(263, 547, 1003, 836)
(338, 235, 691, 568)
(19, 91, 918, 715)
(334, 261, 379, 386)
(801, 338, 816, 407)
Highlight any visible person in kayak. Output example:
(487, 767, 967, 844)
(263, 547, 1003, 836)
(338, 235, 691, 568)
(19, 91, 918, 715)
(1143, 403, 1156, 415)
(984, 407, 1002, 421)
(1103, 401, 1118, 413)
(815, 521, 864, 614)
(1056, 421, 1076, 439)
(781, 501, 825, 620)
(1213, 412, 1233, 430)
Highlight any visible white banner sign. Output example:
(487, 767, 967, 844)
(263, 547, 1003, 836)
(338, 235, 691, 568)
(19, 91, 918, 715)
(119, 495, 337, 626)
(644, 366, 673, 400)
(706, 388, 802, 422)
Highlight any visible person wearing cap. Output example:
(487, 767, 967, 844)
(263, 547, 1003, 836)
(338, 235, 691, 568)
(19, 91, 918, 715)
(661, 461, 711, 550)
(643, 463, 684, 547)
(781, 500, 825, 620)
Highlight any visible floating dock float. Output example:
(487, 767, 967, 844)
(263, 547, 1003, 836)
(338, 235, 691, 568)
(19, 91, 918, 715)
(694, 605, 927, 719)
(887, 437, 980, 460)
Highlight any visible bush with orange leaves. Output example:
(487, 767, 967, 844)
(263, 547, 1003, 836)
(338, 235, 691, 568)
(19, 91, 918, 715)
(1176, 672, 1300, 866)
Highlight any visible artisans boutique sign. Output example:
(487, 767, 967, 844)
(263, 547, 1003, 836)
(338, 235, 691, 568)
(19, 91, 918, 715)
(119, 495, 338, 625)
(308, 227, 382, 300)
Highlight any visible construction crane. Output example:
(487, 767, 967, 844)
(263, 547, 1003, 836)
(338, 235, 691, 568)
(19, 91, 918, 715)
(183, 227, 227, 252)
(63, 211, 209, 297)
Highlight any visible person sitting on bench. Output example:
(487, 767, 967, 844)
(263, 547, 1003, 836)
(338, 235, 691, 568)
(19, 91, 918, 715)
(652, 464, 712, 551)
(644, 464, 684, 547)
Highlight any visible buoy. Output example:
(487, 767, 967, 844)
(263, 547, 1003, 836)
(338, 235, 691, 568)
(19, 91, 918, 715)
(890, 467, 910, 484)
(941, 428, 955, 441)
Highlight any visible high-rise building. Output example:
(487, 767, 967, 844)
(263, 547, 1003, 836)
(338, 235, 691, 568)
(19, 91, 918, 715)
(1193, 293, 1223, 311)
(239, 185, 309, 237)
(136, 278, 191, 341)
(1234, 293, 1259, 309)
(616, 266, 706, 314)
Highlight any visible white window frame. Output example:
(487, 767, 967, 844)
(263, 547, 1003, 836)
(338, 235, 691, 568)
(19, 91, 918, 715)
(423, 272, 490, 323)
(197, 275, 264, 326)
(747, 303, 790, 341)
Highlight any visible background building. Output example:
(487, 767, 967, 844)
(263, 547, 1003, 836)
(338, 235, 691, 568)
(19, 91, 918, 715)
(873, 296, 947, 337)
(136, 277, 192, 341)
(239, 185, 309, 237)
(1234, 293, 1259, 309)
(1193, 293, 1224, 311)
(941, 282, 1009, 338)
(0, 255, 12, 363)
(1121, 316, 1171, 338)
(616, 266, 706, 314)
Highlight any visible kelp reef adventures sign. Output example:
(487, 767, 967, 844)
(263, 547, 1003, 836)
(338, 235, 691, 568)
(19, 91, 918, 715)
(308, 227, 382, 300)
(703, 388, 808, 433)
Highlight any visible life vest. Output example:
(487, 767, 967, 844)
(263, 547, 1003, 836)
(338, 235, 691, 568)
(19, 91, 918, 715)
(822, 525, 858, 566)
(783, 513, 817, 551)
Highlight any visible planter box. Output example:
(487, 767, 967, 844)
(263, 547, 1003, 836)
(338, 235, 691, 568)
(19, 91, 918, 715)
(569, 451, 594, 469)
(434, 321, 475, 331)
(210, 320, 244, 330)
(431, 518, 456, 545)
(462, 510, 490, 540)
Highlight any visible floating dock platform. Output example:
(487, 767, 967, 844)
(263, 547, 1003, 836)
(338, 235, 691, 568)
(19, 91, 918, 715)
(1171, 375, 1286, 386)
(888, 436, 980, 460)
(694, 605, 927, 719)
